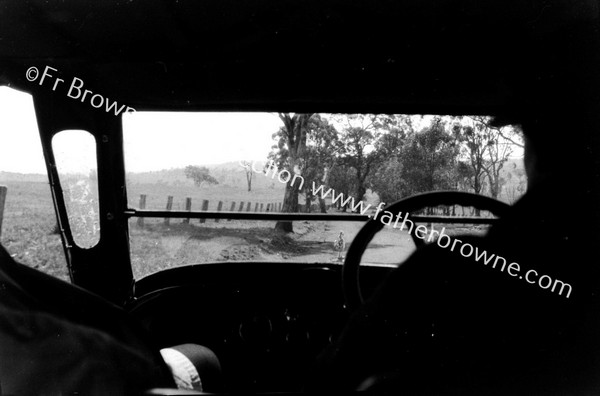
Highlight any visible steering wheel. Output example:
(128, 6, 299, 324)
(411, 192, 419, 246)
(342, 191, 511, 312)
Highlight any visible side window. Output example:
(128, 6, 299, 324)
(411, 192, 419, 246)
(0, 87, 68, 281)
(52, 130, 100, 249)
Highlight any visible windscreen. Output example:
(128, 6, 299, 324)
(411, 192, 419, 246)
(122, 112, 525, 279)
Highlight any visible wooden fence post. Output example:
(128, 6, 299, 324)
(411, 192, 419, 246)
(164, 196, 173, 225)
(183, 197, 192, 224)
(0, 186, 7, 239)
(137, 194, 146, 227)
(200, 199, 209, 223)
(228, 202, 236, 221)
(216, 201, 223, 222)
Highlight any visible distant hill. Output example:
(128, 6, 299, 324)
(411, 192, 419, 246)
(0, 161, 286, 191)
(0, 172, 47, 183)
(2, 157, 526, 204)
(126, 160, 287, 190)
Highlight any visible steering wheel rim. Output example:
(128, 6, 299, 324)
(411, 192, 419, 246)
(342, 191, 511, 312)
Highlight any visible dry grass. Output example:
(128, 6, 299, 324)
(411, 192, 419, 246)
(0, 180, 68, 281)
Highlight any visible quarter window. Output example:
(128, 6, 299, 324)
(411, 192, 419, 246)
(52, 130, 100, 248)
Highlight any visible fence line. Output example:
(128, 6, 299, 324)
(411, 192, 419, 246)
(136, 195, 490, 230)
(215, 201, 223, 222)
(164, 196, 173, 225)
(228, 202, 236, 221)
(135, 194, 295, 227)
(137, 194, 147, 227)
(183, 197, 192, 224)
(0, 186, 7, 239)
(200, 199, 209, 223)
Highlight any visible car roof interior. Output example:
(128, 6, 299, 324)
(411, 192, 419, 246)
(1, 0, 595, 116)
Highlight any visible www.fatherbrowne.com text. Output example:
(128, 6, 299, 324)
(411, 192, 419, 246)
(241, 159, 573, 298)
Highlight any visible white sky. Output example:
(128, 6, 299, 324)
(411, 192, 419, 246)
(0, 86, 281, 174)
(122, 111, 280, 173)
(0, 87, 48, 173)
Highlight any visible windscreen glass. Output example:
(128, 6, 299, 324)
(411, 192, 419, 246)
(123, 113, 525, 279)
(0, 87, 68, 281)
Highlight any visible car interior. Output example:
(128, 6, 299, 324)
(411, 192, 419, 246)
(1, 0, 600, 395)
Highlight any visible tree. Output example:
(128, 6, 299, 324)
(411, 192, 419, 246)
(458, 116, 522, 199)
(481, 122, 520, 199)
(367, 117, 413, 204)
(452, 121, 489, 195)
(370, 157, 405, 204)
(332, 115, 385, 207)
(485, 134, 512, 199)
(505, 164, 527, 203)
(239, 160, 254, 191)
(328, 164, 358, 211)
(343, 126, 378, 204)
(269, 113, 314, 233)
(399, 118, 460, 197)
(184, 165, 218, 187)
(455, 160, 482, 192)
(299, 115, 341, 213)
(330, 114, 415, 209)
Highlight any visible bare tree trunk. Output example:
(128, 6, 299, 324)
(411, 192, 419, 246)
(318, 197, 327, 213)
(487, 170, 501, 199)
(273, 113, 313, 233)
(352, 185, 367, 212)
(246, 171, 252, 192)
(305, 193, 312, 213)
(319, 166, 334, 214)
(275, 179, 300, 233)
(473, 175, 482, 194)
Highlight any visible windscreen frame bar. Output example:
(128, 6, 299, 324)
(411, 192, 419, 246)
(124, 209, 501, 224)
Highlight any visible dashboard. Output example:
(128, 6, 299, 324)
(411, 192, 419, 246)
(128, 262, 393, 392)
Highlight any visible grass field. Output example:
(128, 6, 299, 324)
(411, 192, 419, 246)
(0, 180, 68, 281)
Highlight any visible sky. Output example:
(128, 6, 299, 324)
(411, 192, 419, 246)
(0, 87, 48, 173)
(122, 111, 281, 173)
(0, 86, 281, 174)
